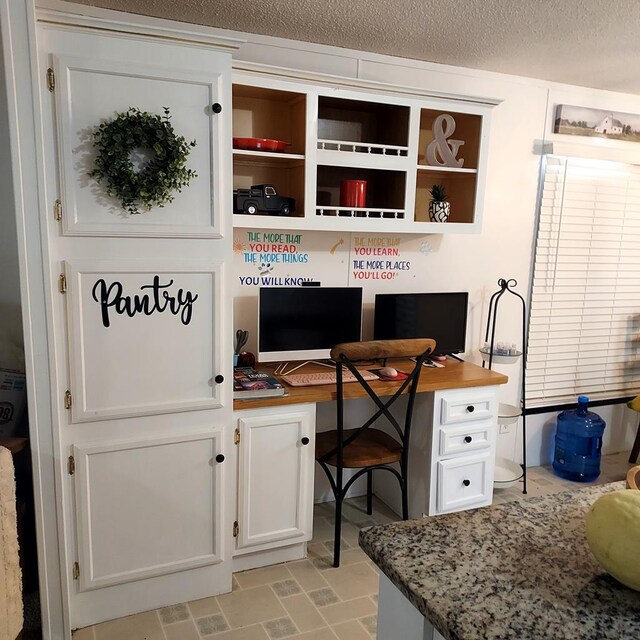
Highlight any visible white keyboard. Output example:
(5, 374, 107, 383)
(281, 370, 380, 387)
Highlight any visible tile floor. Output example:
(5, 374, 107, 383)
(72, 452, 633, 640)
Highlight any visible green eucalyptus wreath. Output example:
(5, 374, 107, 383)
(89, 106, 197, 215)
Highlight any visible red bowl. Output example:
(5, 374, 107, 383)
(233, 137, 291, 152)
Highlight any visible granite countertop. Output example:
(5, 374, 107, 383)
(360, 482, 640, 640)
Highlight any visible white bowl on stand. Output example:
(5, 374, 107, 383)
(498, 403, 521, 425)
(493, 457, 524, 489)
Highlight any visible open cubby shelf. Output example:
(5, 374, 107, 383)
(231, 77, 490, 232)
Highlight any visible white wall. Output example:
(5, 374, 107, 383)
(0, 25, 24, 372)
(9, 2, 640, 468)
(229, 31, 640, 466)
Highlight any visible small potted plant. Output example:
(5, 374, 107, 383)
(428, 184, 450, 223)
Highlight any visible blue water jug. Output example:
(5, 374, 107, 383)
(553, 395, 606, 482)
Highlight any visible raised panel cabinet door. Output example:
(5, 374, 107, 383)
(72, 430, 225, 591)
(51, 52, 228, 237)
(64, 259, 225, 421)
(235, 406, 315, 552)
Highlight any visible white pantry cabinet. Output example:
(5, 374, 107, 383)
(233, 404, 315, 562)
(34, 19, 237, 630)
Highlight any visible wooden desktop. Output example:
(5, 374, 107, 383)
(233, 357, 507, 409)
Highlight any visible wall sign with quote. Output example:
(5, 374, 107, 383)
(64, 260, 223, 422)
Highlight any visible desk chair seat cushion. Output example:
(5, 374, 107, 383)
(316, 428, 402, 468)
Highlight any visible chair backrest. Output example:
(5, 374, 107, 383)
(328, 338, 436, 462)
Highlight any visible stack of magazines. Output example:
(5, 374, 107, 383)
(233, 367, 285, 399)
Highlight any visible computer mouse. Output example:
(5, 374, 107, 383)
(380, 366, 398, 378)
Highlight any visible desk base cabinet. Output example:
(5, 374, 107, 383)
(376, 385, 499, 518)
(429, 386, 498, 516)
(233, 404, 316, 565)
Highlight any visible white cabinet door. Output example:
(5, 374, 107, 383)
(235, 405, 315, 553)
(73, 430, 225, 591)
(52, 51, 228, 237)
(64, 259, 225, 421)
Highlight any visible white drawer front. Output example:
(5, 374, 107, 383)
(440, 394, 493, 425)
(437, 451, 492, 513)
(439, 423, 491, 456)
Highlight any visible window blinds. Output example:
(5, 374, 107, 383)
(527, 155, 640, 408)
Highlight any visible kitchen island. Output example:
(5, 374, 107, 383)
(360, 482, 640, 640)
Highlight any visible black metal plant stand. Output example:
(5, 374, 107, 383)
(482, 278, 528, 494)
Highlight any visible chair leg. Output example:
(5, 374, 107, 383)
(630, 417, 640, 464)
(401, 478, 409, 520)
(333, 491, 343, 568)
(366, 470, 373, 516)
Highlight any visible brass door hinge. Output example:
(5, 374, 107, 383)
(67, 455, 75, 475)
(59, 273, 67, 293)
(54, 199, 62, 222)
(47, 68, 55, 92)
(233, 521, 239, 538)
(234, 428, 240, 445)
(64, 389, 72, 410)
(73, 561, 80, 580)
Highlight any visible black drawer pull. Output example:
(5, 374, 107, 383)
(462, 479, 471, 487)
(215, 454, 225, 463)
(466, 405, 475, 413)
(214, 374, 224, 384)
(212, 103, 222, 113)
(301, 437, 310, 445)
(464, 436, 473, 443)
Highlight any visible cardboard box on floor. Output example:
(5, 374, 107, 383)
(0, 369, 27, 438)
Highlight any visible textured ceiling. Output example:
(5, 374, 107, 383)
(69, 0, 640, 95)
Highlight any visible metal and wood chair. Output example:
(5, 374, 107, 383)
(315, 338, 435, 567)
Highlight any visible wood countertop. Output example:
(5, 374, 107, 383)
(233, 358, 508, 410)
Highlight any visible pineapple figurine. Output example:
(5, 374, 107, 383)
(428, 184, 450, 223)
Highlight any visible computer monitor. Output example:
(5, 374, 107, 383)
(373, 292, 468, 356)
(258, 286, 363, 362)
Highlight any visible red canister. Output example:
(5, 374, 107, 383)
(340, 180, 367, 208)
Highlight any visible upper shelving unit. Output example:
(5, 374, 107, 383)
(231, 73, 492, 233)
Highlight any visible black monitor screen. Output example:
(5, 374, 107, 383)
(373, 292, 468, 356)
(258, 287, 363, 361)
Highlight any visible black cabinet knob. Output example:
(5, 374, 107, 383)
(215, 454, 225, 463)
(301, 437, 310, 445)
(466, 405, 475, 413)
(462, 479, 471, 487)
(214, 375, 224, 384)
(464, 436, 473, 443)
(211, 103, 222, 113)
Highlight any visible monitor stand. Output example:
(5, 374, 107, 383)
(275, 359, 334, 376)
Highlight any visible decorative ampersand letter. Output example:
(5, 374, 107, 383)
(425, 114, 464, 168)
